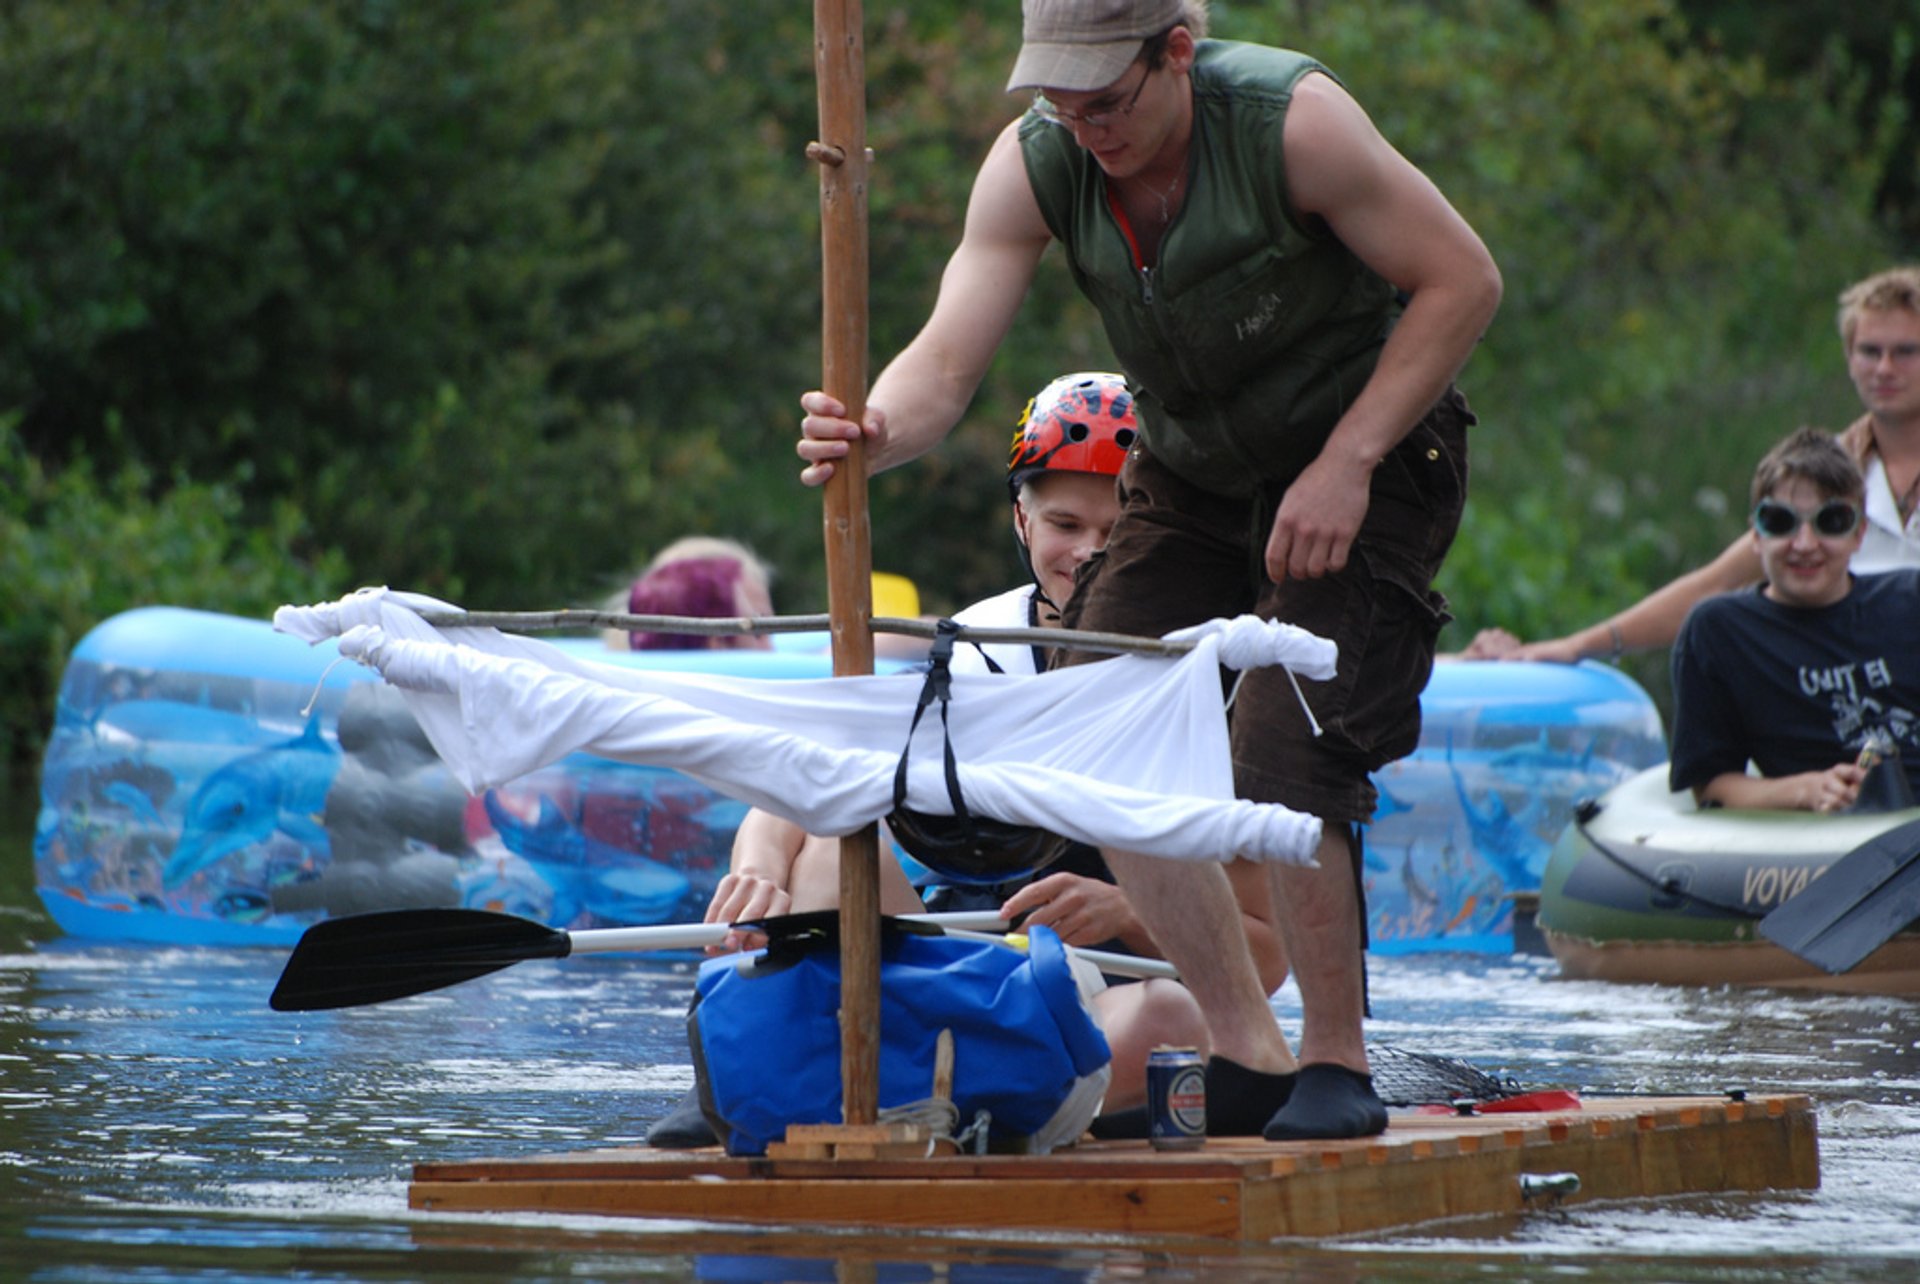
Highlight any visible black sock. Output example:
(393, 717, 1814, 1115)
(1263, 1062, 1388, 1141)
(1089, 1057, 1298, 1140)
(1088, 1104, 1150, 1140)
(646, 1083, 718, 1149)
(1204, 1056, 1298, 1136)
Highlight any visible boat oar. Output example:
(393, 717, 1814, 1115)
(268, 907, 1011, 1012)
(1756, 815, 1920, 974)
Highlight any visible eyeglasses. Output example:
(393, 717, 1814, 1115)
(1751, 498, 1861, 540)
(1031, 61, 1152, 130)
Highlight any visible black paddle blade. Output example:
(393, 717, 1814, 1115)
(270, 908, 572, 1011)
(1757, 817, 1920, 974)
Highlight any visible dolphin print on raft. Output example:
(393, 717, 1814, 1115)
(163, 715, 339, 887)
(271, 588, 1340, 869)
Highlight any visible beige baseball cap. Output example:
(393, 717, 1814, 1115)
(1006, 0, 1183, 93)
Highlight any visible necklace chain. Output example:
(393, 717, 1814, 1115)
(1897, 467, 1920, 523)
(1147, 170, 1182, 223)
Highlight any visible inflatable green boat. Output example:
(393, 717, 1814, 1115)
(1538, 765, 1920, 993)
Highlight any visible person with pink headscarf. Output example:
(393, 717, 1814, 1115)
(616, 537, 775, 651)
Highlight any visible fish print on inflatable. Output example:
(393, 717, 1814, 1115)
(1361, 659, 1667, 954)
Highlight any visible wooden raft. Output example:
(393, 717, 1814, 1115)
(409, 1093, 1818, 1241)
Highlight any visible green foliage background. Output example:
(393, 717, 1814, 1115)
(2, 0, 1914, 765)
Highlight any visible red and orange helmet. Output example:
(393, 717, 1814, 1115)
(1006, 371, 1137, 499)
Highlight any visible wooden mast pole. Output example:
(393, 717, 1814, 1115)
(811, 0, 880, 1127)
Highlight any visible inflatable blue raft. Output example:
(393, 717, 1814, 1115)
(32, 607, 862, 947)
(34, 609, 1665, 951)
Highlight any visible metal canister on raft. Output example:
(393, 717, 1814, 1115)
(1146, 1045, 1206, 1149)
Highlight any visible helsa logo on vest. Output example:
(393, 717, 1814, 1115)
(1235, 291, 1283, 342)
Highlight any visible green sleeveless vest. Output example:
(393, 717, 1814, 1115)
(1020, 42, 1397, 497)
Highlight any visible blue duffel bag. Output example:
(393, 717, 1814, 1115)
(688, 914, 1111, 1156)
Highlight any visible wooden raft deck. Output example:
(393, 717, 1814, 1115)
(409, 1093, 1817, 1241)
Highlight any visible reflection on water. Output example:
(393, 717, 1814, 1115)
(2, 782, 1918, 1281)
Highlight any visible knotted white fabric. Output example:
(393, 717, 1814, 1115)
(275, 587, 1336, 865)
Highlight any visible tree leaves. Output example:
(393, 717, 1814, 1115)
(0, 0, 1909, 764)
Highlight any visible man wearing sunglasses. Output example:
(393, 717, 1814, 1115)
(1668, 427, 1920, 813)
(1478, 265, 1920, 665)
(796, 0, 1501, 1141)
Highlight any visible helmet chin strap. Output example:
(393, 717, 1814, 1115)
(1011, 518, 1063, 622)
(1008, 510, 1064, 671)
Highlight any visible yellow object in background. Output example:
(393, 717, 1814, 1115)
(872, 571, 921, 618)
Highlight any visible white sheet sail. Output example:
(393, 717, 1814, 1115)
(274, 588, 1337, 866)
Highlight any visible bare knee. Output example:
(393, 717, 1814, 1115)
(1093, 979, 1209, 1110)
(1130, 979, 1209, 1052)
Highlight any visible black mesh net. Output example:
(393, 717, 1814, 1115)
(1367, 1043, 1533, 1107)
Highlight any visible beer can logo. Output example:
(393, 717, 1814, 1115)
(1166, 1065, 1206, 1132)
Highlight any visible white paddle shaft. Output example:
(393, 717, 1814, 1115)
(560, 911, 1013, 956)
(556, 912, 1180, 981)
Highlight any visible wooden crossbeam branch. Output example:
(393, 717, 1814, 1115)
(414, 608, 1201, 660)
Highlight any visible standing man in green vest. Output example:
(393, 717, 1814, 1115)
(797, 0, 1500, 1140)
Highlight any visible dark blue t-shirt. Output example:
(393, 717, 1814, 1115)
(1669, 570, 1920, 794)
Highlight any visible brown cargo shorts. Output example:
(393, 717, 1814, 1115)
(1056, 388, 1472, 826)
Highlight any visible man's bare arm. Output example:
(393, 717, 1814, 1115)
(1266, 72, 1502, 581)
(1504, 533, 1763, 663)
(1698, 762, 1866, 813)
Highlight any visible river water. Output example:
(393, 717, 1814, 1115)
(2, 779, 1917, 1282)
